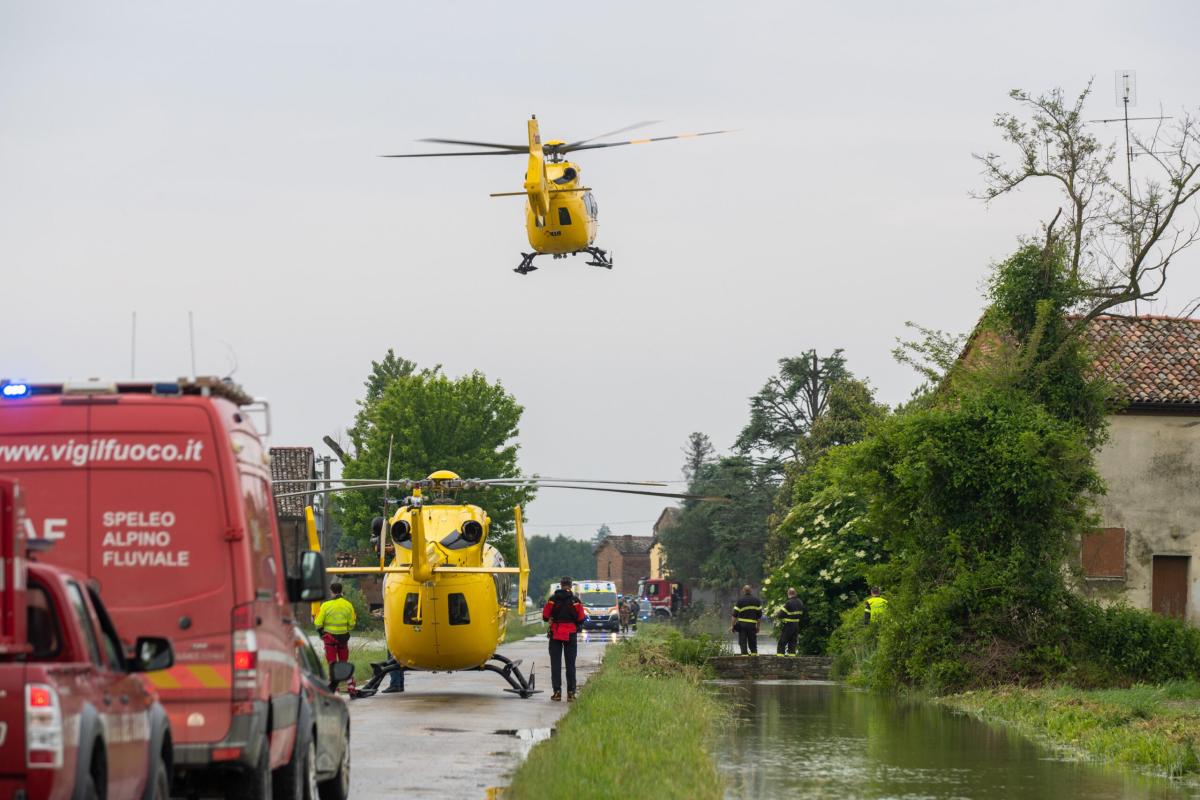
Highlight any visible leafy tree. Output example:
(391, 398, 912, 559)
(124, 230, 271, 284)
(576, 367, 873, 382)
(592, 523, 613, 549)
(526, 535, 596, 603)
(681, 432, 716, 484)
(977, 83, 1200, 339)
(335, 366, 534, 562)
(363, 349, 420, 404)
(659, 455, 775, 590)
(737, 350, 848, 472)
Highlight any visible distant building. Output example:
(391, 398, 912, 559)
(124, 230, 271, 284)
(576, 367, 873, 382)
(649, 507, 679, 580)
(269, 446, 316, 577)
(962, 315, 1200, 623)
(1075, 316, 1200, 623)
(595, 534, 654, 595)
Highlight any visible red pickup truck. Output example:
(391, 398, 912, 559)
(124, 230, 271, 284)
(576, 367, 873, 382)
(0, 478, 176, 800)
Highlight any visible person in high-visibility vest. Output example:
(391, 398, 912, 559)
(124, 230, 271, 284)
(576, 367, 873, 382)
(315, 582, 357, 690)
(863, 586, 888, 625)
(731, 585, 763, 655)
(775, 587, 805, 655)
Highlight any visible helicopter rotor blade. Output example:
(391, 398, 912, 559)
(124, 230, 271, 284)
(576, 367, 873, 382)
(560, 129, 735, 154)
(476, 478, 668, 487)
(417, 137, 526, 151)
(533, 483, 731, 503)
(561, 120, 662, 151)
(380, 150, 527, 158)
(272, 482, 407, 500)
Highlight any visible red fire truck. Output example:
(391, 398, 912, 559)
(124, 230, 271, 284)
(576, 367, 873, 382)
(637, 578, 690, 618)
(0, 379, 329, 800)
(1, 477, 177, 799)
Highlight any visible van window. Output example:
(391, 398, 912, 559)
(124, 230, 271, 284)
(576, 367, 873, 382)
(558, 207, 572, 226)
(66, 582, 102, 665)
(242, 473, 284, 602)
(403, 592, 420, 624)
(87, 586, 126, 670)
(27, 583, 62, 659)
(448, 593, 470, 625)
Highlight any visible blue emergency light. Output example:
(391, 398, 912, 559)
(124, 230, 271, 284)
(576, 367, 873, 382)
(1, 383, 30, 399)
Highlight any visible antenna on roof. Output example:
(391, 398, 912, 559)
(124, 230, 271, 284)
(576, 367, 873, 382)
(130, 311, 137, 379)
(188, 311, 197, 380)
(1088, 70, 1173, 316)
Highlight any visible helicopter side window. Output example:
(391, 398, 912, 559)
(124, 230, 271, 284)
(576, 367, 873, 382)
(448, 593, 470, 626)
(558, 207, 572, 226)
(403, 592, 420, 625)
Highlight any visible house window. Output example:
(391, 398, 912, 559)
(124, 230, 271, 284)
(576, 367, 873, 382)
(558, 207, 572, 226)
(1082, 528, 1125, 578)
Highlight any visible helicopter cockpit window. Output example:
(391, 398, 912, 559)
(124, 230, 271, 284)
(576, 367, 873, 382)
(448, 593, 470, 625)
(553, 167, 577, 185)
(403, 592, 420, 625)
(558, 207, 572, 226)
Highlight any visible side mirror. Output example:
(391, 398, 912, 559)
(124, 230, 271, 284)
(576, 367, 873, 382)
(290, 550, 328, 603)
(129, 636, 174, 673)
(329, 660, 354, 685)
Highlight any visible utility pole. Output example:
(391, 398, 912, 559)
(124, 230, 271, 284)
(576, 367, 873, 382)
(320, 454, 333, 560)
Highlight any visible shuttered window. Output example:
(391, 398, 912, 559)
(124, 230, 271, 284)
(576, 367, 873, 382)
(1082, 528, 1126, 578)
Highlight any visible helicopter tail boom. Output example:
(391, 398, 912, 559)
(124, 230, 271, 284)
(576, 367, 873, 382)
(523, 116, 549, 221)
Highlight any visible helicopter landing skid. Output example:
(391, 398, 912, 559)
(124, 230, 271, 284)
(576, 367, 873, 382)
(350, 656, 405, 699)
(513, 247, 613, 274)
(480, 653, 540, 698)
(514, 252, 539, 275)
(582, 246, 613, 269)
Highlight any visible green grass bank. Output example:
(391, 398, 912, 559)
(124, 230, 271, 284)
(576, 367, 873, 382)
(942, 682, 1200, 777)
(507, 629, 726, 800)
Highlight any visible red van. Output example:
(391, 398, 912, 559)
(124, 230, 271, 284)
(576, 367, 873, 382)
(0, 379, 328, 799)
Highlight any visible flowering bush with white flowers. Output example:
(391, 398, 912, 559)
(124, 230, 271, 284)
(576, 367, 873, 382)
(762, 446, 886, 654)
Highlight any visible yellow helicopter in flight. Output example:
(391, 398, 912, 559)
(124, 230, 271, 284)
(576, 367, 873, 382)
(274, 472, 727, 697)
(383, 116, 731, 275)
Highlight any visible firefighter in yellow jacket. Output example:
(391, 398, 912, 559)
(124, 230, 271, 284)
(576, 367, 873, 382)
(315, 582, 357, 690)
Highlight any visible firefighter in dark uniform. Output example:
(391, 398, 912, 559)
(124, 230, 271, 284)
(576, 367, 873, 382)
(731, 584, 763, 655)
(775, 587, 805, 655)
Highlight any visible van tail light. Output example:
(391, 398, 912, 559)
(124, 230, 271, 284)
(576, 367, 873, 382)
(232, 603, 259, 701)
(26, 683, 64, 769)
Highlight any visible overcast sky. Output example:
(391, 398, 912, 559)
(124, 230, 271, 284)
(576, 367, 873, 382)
(3, 1, 1198, 540)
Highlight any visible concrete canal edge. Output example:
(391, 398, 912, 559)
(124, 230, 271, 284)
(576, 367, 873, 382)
(708, 654, 833, 680)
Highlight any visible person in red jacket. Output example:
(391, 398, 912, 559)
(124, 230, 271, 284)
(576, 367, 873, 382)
(542, 575, 586, 702)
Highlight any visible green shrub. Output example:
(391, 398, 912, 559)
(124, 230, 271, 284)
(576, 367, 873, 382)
(1070, 601, 1200, 685)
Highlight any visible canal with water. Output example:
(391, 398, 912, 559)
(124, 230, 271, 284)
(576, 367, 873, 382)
(711, 680, 1196, 799)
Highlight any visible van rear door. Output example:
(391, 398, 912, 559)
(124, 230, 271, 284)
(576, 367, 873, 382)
(86, 401, 237, 745)
(0, 403, 89, 571)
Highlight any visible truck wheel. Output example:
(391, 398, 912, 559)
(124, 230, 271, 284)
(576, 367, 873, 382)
(272, 725, 311, 800)
(231, 741, 272, 800)
(318, 723, 350, 800)
(149, 757, 170, 800)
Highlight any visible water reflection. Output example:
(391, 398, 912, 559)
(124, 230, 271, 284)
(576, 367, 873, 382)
(711, 680, 1195, 799)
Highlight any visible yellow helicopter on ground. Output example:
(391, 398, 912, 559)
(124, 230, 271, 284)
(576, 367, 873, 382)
(383, 116, 731, 274)
(273, 471, 727, 697)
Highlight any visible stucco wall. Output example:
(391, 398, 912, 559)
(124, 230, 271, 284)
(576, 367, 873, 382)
(1089, 412, 1200, 623)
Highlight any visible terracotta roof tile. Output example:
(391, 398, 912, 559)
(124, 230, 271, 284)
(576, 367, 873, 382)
(269, 447, 315, 519)
(599, 535, 655, 556)
(1082, 316, 1200, 406)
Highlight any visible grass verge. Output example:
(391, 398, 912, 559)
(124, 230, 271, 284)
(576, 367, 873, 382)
(941, 682, 1200, 777)
(504, 610, 545, 643)
(507, 630, 725, 799)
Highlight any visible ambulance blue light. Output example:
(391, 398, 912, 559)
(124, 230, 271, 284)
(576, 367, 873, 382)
(153, 382, 181, 395)
(1, 383, 30, 398)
